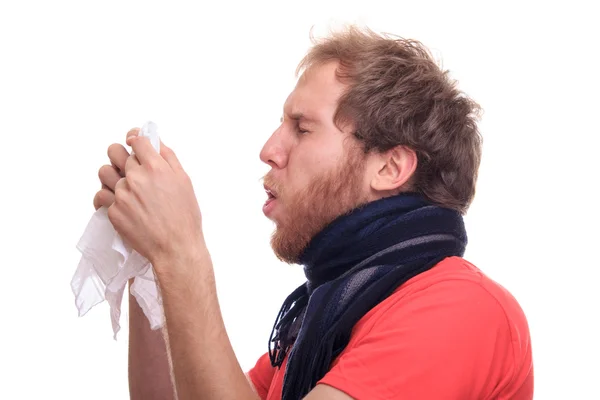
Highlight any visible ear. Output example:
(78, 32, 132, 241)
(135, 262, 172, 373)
(370, 145, 418, 193)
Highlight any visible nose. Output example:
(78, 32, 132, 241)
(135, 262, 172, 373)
(260, 127, 289, 169)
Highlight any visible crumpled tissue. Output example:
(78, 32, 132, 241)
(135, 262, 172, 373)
(71, 121, 164, 338)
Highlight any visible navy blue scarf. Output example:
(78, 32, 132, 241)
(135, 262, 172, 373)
(268, 193, 467, 399)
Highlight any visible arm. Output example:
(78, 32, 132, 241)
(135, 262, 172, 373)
(153, 250, 259, 400)
(94, 139, 177, 399)
(128, 281, 176, 400)
(156, 251, 347, 400)
(108, 134, 342, 400)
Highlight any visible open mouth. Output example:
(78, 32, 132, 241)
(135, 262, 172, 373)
(263, 185, 279, 216)
(264, 185, 278, 201)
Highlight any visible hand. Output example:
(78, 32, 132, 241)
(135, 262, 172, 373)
(94, 142, 130, 210)
(107, 129, 206, 273)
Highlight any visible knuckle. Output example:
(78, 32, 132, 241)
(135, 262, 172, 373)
(127, 155, 139, 168)
(127, 169, 144, 185)
(94, 189, 111, 210)
(93, 189, 114, 209)
(101, 189, 115, 206)
(125, 170, 137, 183)
(107, 204, 117, 222)
(93, 192, 101, 210)
(124, 156, 137, 172)
(98, 164, 112, 180)
(144, 161, 158, 173)
(114, 180, 126, 202)
(107, 143, 122, 158)
(114, 188, 124, 203)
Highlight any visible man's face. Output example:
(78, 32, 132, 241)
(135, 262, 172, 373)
(260, 62, 371, 264)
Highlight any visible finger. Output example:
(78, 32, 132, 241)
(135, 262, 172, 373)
(107, 143, 130, 174)
(159, 141, 183, 170)
(107, 203, 123, 230)
(130, 136, 162, 168)
(115, 177, 128, 193)
(125, 154, 141, 175)
(93, 188, 115, 210)
(125, 128, 140, 146)
(113, 177, 129, 204)
(98, 164, 122, 191)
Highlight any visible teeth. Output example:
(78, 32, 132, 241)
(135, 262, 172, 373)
(265, 186, 276, 198)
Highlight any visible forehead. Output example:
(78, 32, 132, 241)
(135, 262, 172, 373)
(283, 61, 346, 124)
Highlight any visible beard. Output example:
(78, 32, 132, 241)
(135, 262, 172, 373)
(264, 148, 369, 264)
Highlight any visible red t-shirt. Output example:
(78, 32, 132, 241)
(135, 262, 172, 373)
(248, 256, 533, 399)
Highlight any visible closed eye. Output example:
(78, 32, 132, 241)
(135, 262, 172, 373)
(296, 125, 309, 135)
(280, 115, 310, 135)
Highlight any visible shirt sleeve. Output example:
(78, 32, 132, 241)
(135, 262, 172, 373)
(247, 352, 276, 400)
(317, 280, 524, 400)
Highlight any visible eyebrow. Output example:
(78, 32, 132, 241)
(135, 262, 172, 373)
(281, 112, 319, 125)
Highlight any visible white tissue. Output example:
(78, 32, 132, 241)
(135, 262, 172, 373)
(71, 121, 164, 338)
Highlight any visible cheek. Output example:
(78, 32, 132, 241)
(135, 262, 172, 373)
(289, 157, 335, 192)
(292, 143, 344, 177)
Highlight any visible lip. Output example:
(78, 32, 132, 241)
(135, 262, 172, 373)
(264, 184, 278, 198)
(263, 184, 278, 217)
(263, 197, 277, 217)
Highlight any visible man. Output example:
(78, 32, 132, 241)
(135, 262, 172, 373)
(94, 26, 533, 399)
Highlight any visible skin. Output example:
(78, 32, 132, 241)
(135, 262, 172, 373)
(95, 61, 417, 400)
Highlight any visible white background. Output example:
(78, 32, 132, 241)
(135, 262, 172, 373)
(1, 1, 598, 399)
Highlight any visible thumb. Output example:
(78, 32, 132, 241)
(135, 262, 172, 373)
(160, 141, 183, 170)
(125, 128, 140, 145)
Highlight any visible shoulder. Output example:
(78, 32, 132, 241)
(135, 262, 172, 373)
(319, 256, 533, 400)
(354, 256, 529, 340)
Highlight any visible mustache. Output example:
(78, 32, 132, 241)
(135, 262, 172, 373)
(261, 174, 282, 195)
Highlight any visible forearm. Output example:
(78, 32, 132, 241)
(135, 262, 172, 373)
(156, 250, 258, 400)
(128, 282, 176, 400)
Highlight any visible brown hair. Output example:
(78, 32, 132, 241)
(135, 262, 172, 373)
(297, 26, 483, 214)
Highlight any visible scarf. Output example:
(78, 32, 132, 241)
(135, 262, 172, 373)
(268, 192, 467, 399)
